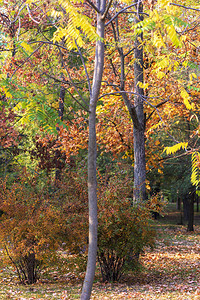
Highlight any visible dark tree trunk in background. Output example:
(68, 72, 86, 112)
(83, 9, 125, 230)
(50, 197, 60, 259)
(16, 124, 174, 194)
(176, 196, 181, 211)
(183, 191, 195, 232)
(58, 84, 65, 121)
(187, 199, 194, 232)
(187, 193, 194, 232)
(196, 196, 199, 212)
(183, 194, 189, 222)
(55, 83, 65, 182)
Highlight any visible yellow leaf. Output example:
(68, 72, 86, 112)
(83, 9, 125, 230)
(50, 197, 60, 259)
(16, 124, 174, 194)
(157, 71, 166, 79)
(137, 81, 149, 89)
(182, 61, 188, 67)
(164, 142, 188, 155)
(21, 41, 33, 54)
(180, 88, 194, 110)
(147, 121, 162, 133)
(1, 87, 12, 99)
(158, 0, 170, 8)
(191, 72, 197, 79)
(153, 33, 166, 48)
(166, 24, 182, 48)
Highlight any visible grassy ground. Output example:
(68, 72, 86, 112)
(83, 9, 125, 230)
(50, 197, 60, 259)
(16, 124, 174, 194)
(0, 203, 200, 299)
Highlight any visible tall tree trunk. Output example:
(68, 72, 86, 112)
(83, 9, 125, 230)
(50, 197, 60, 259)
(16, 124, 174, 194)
(176, 195, 181, 211)
(183, 194, 189, 222)
(187, 197, 194, 232)
(133, 0, 146, 202)
(55, 82, 65, 183)
(197, 196, 199, 212)
(115, 1, 145, 203)
(81, 1, 106, 299)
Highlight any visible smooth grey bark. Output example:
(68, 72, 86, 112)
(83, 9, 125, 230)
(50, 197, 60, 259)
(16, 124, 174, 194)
(81, 0, 106, 299)
(111, 1, 146, 202)
(133, 0, 146, 202)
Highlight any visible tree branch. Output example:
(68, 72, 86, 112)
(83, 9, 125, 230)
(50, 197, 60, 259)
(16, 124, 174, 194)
(57, 47, 89, 108)
(146, 99, 169, 121)
(85, 0, 100, 13)
(75, 40, 92, 97)
(29, 40, 78, 53)
(105, 3, 137, 26)
(26, 4, 40, 24)
(10, 44, 43, 79)
(65, 88, 90, 112)
(101, 0, 113, 20)
(170, 3, 200, 12)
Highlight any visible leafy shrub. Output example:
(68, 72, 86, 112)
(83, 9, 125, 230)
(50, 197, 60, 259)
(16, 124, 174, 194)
(0, 169, 88, 284)
(97, 175, 155, 282)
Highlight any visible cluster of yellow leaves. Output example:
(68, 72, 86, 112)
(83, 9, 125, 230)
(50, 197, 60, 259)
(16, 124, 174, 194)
(164, 142, 188, 155)
(52, 0, 97, 49)
(191, 152, 200, 187)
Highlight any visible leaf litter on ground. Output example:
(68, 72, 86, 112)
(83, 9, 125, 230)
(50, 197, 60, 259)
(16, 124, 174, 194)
(0, 225, 200, 299)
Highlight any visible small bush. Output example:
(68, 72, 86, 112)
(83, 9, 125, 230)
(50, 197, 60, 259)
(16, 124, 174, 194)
(97, 176, 155, 282)
(0, 170, 88, 284)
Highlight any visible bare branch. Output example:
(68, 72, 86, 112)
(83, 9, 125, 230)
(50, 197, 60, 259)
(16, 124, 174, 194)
(57, 47, 89, 108)
(75, 40, 92, 97)
(65, 88, 90, 112)
(98, 90, 136, 99)
(16, 16, 21, 41)
(124, 47, 135, 57)
(101, 0, 113, 20)
(170, 3, 200, 11)
(178, 18, 200, 34)
(105, 3, 137, 26)
(143, 98, 166, 122)
(85, 0, 100, 14)
(146, 99, 169, 121)
(11, 4, 26, 24)
(10, 44, 43, 79)
(26, 4, 40, 24)
(29, 40, 78, 54)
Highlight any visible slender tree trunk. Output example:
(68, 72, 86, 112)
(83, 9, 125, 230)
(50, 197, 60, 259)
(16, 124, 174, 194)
(55, 81, 65, 183)
(81, 1, 106, 299)
(176, 195, 181, 211)
(187, 197, 194, 232)
(115, 2, 145, 203)
(133, 1, 146, 202)
(183, 195, 189, 222)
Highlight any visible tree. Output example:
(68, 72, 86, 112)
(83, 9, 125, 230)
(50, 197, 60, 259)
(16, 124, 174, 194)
(133, 0, 146, 201)
(1, 0, 199, 296)
(81, 1, 106, 298)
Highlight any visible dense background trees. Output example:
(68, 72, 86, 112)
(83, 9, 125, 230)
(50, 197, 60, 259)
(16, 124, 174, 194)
(0, 0, 199, 298)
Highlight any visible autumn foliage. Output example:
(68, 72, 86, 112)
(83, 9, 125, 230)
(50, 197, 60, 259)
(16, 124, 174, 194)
(0, 107, 20, 149)
(0, 166, 157, 284)
(0, 169, 88, 284)
(97, 174, 156, 282)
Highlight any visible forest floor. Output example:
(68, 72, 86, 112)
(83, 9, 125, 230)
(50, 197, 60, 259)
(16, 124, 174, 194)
(0, 203, 200, 299)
